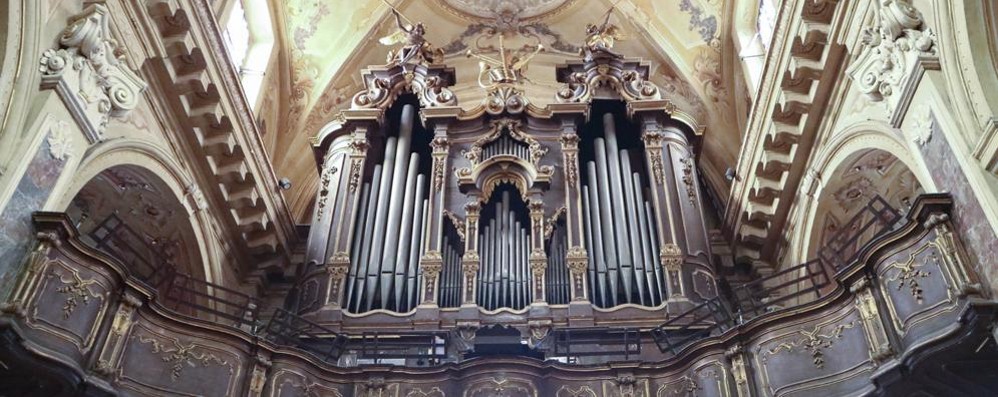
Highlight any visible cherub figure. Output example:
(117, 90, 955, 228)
(583, 5, 626, 61)
(466, 35, 544, 87)
(378, 5, 443, 65)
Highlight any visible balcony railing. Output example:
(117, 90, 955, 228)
(652, 195, 900, 355)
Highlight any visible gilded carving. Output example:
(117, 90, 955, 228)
(660, 244, 683, 271)
(680, 155, 697, 205)
(884, 251, 933, 304)
(557, 385, 597, 397)
(348, 157, 364, 194)
(316, 165, 339, 219)
(443, 209, 467, 242)
(544, 206, 566, 240)
(765, 320, 859, 369)
(52, 268, 101, 319)
(655, 375, 700, 397)
(464, 376, 536, 397)
(406, 387, 445, 397)
(137, 335, 232, 381)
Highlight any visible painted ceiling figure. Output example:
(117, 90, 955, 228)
(583, 5, 625, 61)
(466, 35, 544, 88)
(378, 6, 444, 66)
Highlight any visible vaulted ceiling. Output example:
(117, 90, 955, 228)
(263, 0, 747, 223)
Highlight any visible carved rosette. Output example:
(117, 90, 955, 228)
(39, 4, 148, 142)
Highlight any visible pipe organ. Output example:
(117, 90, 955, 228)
(301, 48, 719, 339)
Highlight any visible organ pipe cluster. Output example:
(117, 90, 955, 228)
(582, 113, 665, 307)
(345, 105, 428, 313)
(475, 190, 533, 311)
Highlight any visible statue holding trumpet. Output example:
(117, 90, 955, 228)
(378, 0, 443, 66)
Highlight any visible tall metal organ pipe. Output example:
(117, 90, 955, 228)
(475, 190, 532, 310)
(345, 105, 429, 313)
(581, 113, 664, 307)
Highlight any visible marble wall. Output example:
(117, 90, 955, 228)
(920, 117, 998, 293)
(0, 137, 65, 297)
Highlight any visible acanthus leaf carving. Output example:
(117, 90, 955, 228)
(39, 4, 147, 143)
(847, 0, 937, 125)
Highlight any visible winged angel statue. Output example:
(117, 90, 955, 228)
(583, 4, 626, 61)
(378, 3, 444, 66)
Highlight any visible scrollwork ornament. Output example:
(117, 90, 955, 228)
(765, 320, 859, 369)
(53, 268, 101, 319)
(848, 0, 936, 106)
(39, 4, 147, 142)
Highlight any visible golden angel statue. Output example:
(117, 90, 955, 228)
(378, 5, 443, 66)
(466, 35, 544, 88)
(583, 5, 626, 61)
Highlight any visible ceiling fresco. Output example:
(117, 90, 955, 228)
(268, 0, 740, 222)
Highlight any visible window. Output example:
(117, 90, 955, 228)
(222, 0, 273, 111)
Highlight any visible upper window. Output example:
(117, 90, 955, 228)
(222, 0, 273, 111)
(757, 0, 778, 51)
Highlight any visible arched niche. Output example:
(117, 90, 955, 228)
(63, 164, 206, 286)
(806, 148, 925, 263)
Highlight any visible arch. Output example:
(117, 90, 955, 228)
(790, 123, 934, 264)
(56, 139, 220, 285)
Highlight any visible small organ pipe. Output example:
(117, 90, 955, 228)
(512, 221, 522, 309)
(346, 182, 371, 309)
(589, 159, 619, 305)
(581, 186, 600, 306)
(390, 154, 420, 309)
(645, 202, 665, 296)
(405, 178, 427, 310)
(354, 164, 385, 312)
(601, 116, 635, 303)
(634, 172, 662, 303)
(620, 150, 648, 305)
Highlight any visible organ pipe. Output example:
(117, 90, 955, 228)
(475, 190, 532, 310)
(581, 112, 667, 308)
(344, 104, 429, 313)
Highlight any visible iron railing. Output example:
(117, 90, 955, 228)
(263, 308, 349, 363)
(355, 331, 449, 362)
(159, 269, 262, 332)
(552, 327, 641, 360)
(818, 195, 902, 270)
(651, 195, 903, 355)
(89, 213, 167, 285)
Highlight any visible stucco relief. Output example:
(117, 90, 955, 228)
(38, 4, 147, 143)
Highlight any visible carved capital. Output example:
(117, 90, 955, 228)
(39, 4, 147, 143)
(660, 243, 683, 271)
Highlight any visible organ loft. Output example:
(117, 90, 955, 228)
(2, 0, 998, 395)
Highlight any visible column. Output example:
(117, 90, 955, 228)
(529, 199, 548, 304)
(560, 128, 590, 302)
(305, 133, 353, 265)
(461, 200, 482, 305)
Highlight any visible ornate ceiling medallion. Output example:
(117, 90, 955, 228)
(435, 0, 578, 23)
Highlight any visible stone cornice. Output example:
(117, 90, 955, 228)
(127, 0, 298, 274)
(723, 0, 851, 263)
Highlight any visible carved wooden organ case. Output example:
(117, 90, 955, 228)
(300, 55, 718, 332)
